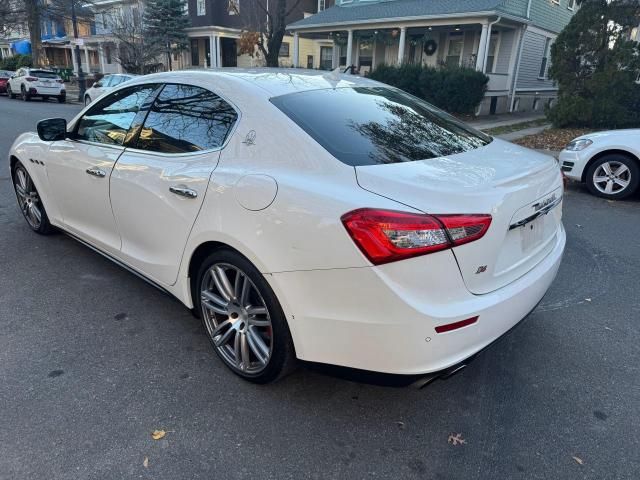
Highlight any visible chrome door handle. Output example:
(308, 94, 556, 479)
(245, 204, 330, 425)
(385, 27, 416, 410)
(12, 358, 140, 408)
(169, 185, 198, 198)
(86, 167, 106, 178)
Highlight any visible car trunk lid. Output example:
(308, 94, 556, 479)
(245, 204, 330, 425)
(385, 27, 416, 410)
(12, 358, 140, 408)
(355, 139, 564, 294)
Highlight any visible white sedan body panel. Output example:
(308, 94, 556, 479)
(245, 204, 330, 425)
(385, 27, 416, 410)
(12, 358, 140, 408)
(47, 140, 123, 253)
(9, 69, 566, 375)
(560, 129, 640, 181)
(110, 148, 220, 286)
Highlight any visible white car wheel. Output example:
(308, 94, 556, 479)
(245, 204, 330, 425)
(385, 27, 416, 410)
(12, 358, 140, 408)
(586, 154, 639, 200)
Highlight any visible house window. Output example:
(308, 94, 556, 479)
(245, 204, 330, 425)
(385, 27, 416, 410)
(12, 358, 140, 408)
(228, 0, 239, 15)
(307, 55, 314, 68)
(446, 34, 464, 67)
(279, 42, 290, 57)
(318, 0, 325, 11)
(485, 32, 499, 73)
(197, 0, 206, 16)
(539, 37, 552, 79)
(567, 0, 576, 10)
(320, 46, 333, 70)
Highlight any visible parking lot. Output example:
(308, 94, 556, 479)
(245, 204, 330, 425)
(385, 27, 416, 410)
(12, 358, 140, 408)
(0, 97, 638, 479)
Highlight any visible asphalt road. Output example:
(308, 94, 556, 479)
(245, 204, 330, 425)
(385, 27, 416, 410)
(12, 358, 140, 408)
(1, 96, 639, 480)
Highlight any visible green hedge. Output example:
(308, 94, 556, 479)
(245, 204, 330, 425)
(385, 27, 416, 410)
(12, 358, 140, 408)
(0, 54, 33, 71)
(368, 64, 489, 114)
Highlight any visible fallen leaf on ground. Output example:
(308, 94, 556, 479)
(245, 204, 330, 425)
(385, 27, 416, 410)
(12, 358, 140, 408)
(513, 128, 594, 151)
(396, 421, 406, 430)
(585, 298, 592, 302)
(604, 326, 613, 331)
(143, 457, 149, 468)
(448, 433, 466, 446)
(151, 430, 166, 440)
(572, 456, 584, 465)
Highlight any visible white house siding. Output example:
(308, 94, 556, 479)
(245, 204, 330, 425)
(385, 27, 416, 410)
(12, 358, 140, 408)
(516, 29, 556, 90)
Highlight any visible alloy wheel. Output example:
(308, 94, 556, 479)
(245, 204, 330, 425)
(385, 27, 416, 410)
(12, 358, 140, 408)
(200, 263, 273, 374)
(14, 166, 43, 229)
(592, 161, 631, 195)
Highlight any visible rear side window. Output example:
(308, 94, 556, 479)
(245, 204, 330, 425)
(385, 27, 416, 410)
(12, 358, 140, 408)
(75, 84, 159, 146)
(271, 87, 491, 166)
(135, 84, 238, 154)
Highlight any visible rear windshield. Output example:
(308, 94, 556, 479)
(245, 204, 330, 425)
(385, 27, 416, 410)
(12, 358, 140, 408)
(30, 70, 58, 79)
(271, 87, 491, 166)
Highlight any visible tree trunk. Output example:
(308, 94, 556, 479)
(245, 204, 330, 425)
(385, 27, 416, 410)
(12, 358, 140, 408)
(25, 0, 42, 66)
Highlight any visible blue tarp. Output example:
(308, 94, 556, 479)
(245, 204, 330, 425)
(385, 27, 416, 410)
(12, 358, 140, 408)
(11, 40, 31, 55)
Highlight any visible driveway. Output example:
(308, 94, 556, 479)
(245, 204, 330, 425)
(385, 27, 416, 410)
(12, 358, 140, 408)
(0, 96, 638, 479)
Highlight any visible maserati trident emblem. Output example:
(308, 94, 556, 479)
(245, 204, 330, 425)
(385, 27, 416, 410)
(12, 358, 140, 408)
(475, 265, 488, 274)
(242, 130, 256, 146)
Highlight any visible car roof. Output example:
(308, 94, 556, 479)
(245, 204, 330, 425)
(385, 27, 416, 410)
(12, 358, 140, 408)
(125, 68, 382, 99)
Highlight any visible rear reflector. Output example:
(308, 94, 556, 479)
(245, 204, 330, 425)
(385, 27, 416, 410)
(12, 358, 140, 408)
(435, 316, 479, 333)
(341, 208, 491, 265)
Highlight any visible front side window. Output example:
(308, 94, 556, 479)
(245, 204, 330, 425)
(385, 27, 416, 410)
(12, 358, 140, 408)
(75, 84, 158, 146)
(228, 0, 239, 14)
(271, 87, 491, 167)
(135, 84, 238, 154)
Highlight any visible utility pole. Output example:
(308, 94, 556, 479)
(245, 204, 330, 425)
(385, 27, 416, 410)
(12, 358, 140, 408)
(70, 0, 86, 102)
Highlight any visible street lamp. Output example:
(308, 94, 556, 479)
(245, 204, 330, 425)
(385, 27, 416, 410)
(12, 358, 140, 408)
(70, 0, 86, 102)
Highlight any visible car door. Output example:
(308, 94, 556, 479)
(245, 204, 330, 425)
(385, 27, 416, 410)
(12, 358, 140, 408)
(9, 68, 23, 92)
(47, 83, 160, 254)
(110, 83, 239, 285)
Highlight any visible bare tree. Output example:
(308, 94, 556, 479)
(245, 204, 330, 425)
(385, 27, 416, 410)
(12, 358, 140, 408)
(109, 8, 162, 74)
(233, 0, 303, 68)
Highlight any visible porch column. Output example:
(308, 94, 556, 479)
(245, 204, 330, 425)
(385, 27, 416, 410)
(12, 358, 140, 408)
(292, 32, 300, 67)
(346, 29, 353, 69)
(216, 36, 222, 68)
(209, 34, 216, 67)
(98, 43, 106, 74)
(397, 26, 407, 64)
(84, 47, 90, 73)
(476, 22, 489, 71)
(332, 41, 339, 69)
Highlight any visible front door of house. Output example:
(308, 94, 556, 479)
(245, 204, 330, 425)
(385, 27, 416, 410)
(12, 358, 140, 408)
(221, 38, 237, 67)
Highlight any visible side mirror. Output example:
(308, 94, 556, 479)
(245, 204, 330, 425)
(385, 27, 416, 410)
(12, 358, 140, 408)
(37, 118, 67, 141)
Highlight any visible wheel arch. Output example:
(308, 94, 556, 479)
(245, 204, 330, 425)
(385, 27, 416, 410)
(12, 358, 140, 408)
(9, 154, 19, 173)
(582, 149, 640, 182)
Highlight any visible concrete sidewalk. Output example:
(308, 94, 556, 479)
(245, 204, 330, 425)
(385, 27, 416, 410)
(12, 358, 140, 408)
(467, 111, 547, 130)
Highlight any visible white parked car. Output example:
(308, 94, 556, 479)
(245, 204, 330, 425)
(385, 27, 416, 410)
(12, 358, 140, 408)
(560, 130, 640, 199)
(9, 70, 565, 383)
(84, 73, 137, 106)
(7, 68, 66, 102)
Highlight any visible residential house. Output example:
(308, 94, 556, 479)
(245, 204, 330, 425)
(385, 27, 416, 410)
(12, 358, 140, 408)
(287, 0, 578, 115)
(0, 1, 100, 76)
(185, 0, 336, 69)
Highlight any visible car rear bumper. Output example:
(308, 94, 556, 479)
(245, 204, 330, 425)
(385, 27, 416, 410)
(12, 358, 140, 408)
(270, 223, 565, 375)
(29, 87, 65, 96)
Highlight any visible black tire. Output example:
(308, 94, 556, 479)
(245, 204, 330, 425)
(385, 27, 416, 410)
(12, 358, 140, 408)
(11, 161, 54, 235)
(84, 95, 91, 106)
(21, 86, 30, 102)
(58, 95, 66, 103)
(585, 153, 639, 200)
(7, 84, 16, 99)
(194, 249, 297, 383)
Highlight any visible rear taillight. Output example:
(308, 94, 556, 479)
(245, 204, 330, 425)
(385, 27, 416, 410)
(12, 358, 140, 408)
(26, 77, 38, 81)
(341, 208, 492, 265)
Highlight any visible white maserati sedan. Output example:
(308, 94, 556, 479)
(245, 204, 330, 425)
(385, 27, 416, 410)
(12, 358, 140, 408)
(559, 130, 640, 199)
(9, 70, 565, 383)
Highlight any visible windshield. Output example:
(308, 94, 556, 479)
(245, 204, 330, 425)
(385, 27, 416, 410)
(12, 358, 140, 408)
(271, 87, 492, 167)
